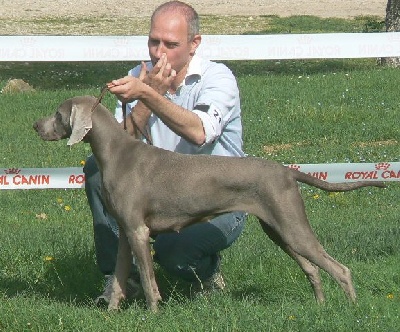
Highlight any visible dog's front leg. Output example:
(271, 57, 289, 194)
(129, 225, 162, 312)
(108, 228, 132, 310)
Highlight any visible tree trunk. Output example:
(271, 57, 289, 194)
(381, 0, 400, 67)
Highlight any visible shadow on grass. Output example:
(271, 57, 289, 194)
(0, 251, 101, 305)
(229, 285, 286, 305)
(226, 58, 378, 77)
(0, 252, 211, 310)
(0, 61, 137, 91)
(0, 58, 379, 92)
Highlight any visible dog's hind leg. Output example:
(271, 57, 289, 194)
(259, 221, 325, 303)
(256, 185, 356, 302)
(307, 249, 356, 302)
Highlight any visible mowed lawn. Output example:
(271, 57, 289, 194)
(0, 15, 399, 332)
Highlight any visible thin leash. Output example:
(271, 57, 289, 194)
(89, 85, 109, 114)
(122, 102, 153, 145)
(91, 86, 152, 145)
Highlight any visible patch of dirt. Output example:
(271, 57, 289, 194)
(1, 1, 387, 20)
(0, 1, 387, 35)
(263, 142, 307, 154)
(263, 139, 399, 155)
(1, 79, 35, 94)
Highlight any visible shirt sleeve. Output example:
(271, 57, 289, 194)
(192, 63, 240, 145)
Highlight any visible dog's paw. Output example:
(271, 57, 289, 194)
(107, 298, 123, 311)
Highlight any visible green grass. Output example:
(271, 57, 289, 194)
(0, 15, 399, 331)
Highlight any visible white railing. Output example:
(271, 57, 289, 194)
(1, 33, 400, 61)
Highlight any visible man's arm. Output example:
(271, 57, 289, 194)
(110, 58, 206, 145)
(139, 83, 205, 145)
(112, 77, 205, 145)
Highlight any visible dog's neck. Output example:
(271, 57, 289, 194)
(87, 106, 136, 168)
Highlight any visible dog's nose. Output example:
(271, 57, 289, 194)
(33, 121, 44, 134)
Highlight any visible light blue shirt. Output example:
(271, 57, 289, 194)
(115, 55, 244, 157)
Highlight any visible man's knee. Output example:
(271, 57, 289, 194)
(153, 234, 184, 267)
(83, 154, 103, 214)
(153, 234, 195, 278)
(83, 155, 102, 193)
(153, 228, 222, 282)
(83, 154, 98, 178)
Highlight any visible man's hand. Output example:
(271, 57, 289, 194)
(107, 76, 142, 104)
(143, 53, 177, 95)
(107, 53, 176, 103)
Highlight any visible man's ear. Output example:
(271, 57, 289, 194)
(67, 104, 92, 146)
(190, 34, 202, 56)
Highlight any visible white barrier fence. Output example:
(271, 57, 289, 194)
(1, 32, 400, 61)
(1, 33, 399, 188)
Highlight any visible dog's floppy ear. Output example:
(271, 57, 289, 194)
(67, 103, 92, 146)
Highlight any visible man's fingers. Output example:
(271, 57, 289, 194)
(162, 63, 172, 78)
(154, 53, 167, 72)
(107, 81, 117, 88)
(139, 61, 148, 81)
(107, 76, 131, 88)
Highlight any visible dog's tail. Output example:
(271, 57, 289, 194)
(290, 168, 386, 191)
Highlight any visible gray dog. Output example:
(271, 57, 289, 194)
(34, 95, 385, 311)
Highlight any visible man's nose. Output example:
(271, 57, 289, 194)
(155, 43, 165, 58)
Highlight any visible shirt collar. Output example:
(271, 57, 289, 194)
(183, 54, 202, 86)
(186, 54, 202, 77)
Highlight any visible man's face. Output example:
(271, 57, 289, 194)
(148, 12, 196, 74)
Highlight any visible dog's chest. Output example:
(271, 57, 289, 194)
(100, 178, 121, 217)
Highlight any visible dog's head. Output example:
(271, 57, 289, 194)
(33, 96, 97, 146)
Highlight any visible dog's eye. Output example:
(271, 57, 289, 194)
(55, 112, 62, 121)
(53, 111, 72, 137)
